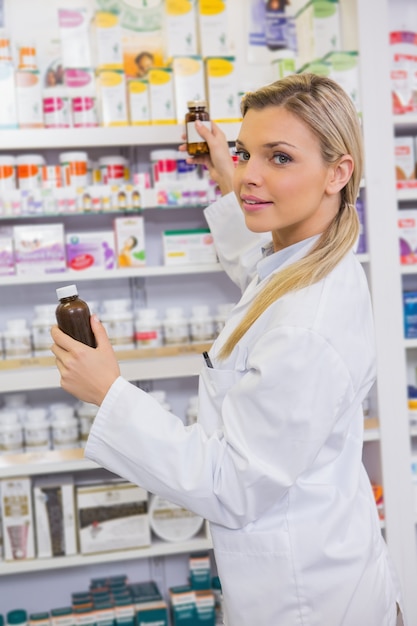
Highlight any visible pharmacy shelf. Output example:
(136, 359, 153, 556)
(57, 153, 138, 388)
(394, 114, 417, 130)
(0, 448, 96, 477)
(0, 263, 224, 287)
(0, 123, 242, 151)
(0, 534, 212, 576)
(0, 343, 211, 392)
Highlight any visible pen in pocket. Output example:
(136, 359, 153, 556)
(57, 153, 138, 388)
(203, 351, 213, 368)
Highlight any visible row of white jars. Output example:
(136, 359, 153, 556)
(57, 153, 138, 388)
(0, 300, 236, 359)
(0, 392, 199, 455)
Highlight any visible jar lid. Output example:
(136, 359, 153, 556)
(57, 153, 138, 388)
(149, 149, 178, 161)
(0, 155, 15, 165)
(98, 156, 126, 165)
(187, 99, 207, 108)
(59, 151, 88, 162)
(7, 610, 28, 625)
(56, 284, 78, 300)
(16, 154, 45, 165)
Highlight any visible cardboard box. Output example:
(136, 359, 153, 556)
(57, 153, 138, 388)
(0, 62, 18, 129)
(76, 481, 150, 554)
(114, 215, 146, 267)
(33, 474, 77, 558)
(148, 68, 176, 124)
(91, 11, 124, 70)
(15, 70, 44, 128)
(97, 70, 128, 127)
(197, 0, 230, 57)
(395, 136, 416, 181)
(163, 229, 217, 266)
(295, 0, 341, 70)
(127, 79, 151, 125)
(65, 230, 116, 272)
(0, 226, 15, 276)
(1, 477, 35, 561)
(398, 209, 417, 264)
(165, 0, 198, 58)
(13, 223, 66, 275)
(58, 8, 92, 69)
(172, 55, 206, 124)
(205, 57, 241, 122)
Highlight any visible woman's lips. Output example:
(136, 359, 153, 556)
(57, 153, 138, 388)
(240, 195, 270, 212)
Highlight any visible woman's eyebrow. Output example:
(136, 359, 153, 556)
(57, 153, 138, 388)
(235, 139, 297, 149)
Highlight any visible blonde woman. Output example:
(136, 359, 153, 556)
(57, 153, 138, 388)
(51, 74, 404, 625)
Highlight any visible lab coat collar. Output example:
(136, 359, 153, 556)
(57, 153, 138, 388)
(257, 234, 320, 282)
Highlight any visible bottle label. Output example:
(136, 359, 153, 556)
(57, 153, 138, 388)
(265, 12, 288, 50)
(187, 120, 211, 143)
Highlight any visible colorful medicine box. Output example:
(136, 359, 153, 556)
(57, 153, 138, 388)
(114, 215, 146, 267)
(163, 228, 217, 266)
(398, 209, 417, 264)
(13, 223, 66, 275)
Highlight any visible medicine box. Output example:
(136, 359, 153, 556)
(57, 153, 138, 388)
(172, 55, 206, 124)
(1, 477, 35, 561)
(97, 69, 128, 126)
(164, 0, 198, 58)
(322, 51, 362, 115)
(0, 62, 18, 129)
(75, 481, 151, 555)
(0, 226, 15, 276)
(91, 11, 124, 71)
(398, 209, 417, 264)
(148, 68, 176, 124)
(197, 0, 230, 57)
(13, 223, 66, 275)
(127, 79, 150, 125)
(58, 8, 92, 69)
(32, 474, 77, 558)
(295, 0, 341, 70)
(204, 57, 241, 122)
(403, 291, 417, 339)
(15, 70, 44, 129)
(394, 136, 416, 182)
(163, 229, 217, 266)
(65, 230, 116, 272)
(114, 215, 146, 267)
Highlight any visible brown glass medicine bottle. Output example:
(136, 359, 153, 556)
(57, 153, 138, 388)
(185, 100, 210, 156)
(55, 284, 96, 348)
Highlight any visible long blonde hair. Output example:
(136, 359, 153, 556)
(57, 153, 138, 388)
(219, 73, 363, 360)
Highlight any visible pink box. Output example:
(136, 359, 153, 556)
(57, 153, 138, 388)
(66, 231, 116, 271)
(0, 227, 15, 275)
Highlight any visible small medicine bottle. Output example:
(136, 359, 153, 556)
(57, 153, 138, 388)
(55, 284, 96, 348)
(185, 100, 210, 156)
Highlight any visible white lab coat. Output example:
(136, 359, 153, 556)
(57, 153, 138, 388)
(85, 193, 404, 626)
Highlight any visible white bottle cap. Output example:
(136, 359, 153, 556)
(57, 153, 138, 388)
(56, 284, 78, 300)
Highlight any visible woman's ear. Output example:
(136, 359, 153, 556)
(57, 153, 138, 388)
(326, 155, 354, 195)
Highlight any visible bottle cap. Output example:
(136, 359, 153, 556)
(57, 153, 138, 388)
(7, 610, 28, 625)
(56, 284, 78, 300)
(187, 100, 207, 108)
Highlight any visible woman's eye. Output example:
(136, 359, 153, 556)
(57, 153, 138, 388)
(273, 153, 291, 165)
(234, 150, 250, 162)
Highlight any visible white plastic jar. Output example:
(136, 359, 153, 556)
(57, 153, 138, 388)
(100, 298, 134, 350)
(24, 408, 50, 452)
(189, 305, 214, 343)
(149, 494, 204, 542)
(16, 154, 45, 190)
(31, 304, 56, 357)
(185, 395, 199, 426)
(214, 302, 235, 336)
(3, 319, 32, 359)
(150, 149, 178, 185)
(0, 410, 24, 454)
(51, 414, 79, 450)
(77, 401, 97, 447)
(59, 151, 88, 188)
(0, 155, 16, 191)
(134, 308, 163, 349)
(98, 156, 127, 185)
(162, 307, 189, 345)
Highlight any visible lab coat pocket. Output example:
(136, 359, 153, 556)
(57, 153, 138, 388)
(210, 525, 299, 625)
(199, 362, 244, 424)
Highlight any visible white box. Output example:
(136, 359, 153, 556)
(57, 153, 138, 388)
(172, 55, 206, 124)
(76, 481, 150, 555)
(0, 226, 15, 276)
(32, 475, 77, 558)
(205, 57, 241, 122)
(164, 0, 198, 57)
(322, 50, 361, 115)
(197, 0, 230, 57)
(114, 215, 146, 267)
(1, 477, 35, 561)
(58, 8, 93, 69)
(0, 62, 18, 129)
(148, 68, 176, 124)
(295, 0, 341, 70)
(97, 70, 128, 127)
(127, 79, 151, 125)
(15, 70, 44, 129)
(65, 230, 116, 272)
(395, 136, 416, 181)
(91, 11, 124, 70)
(163, 228, 217, 265)
(13, 223, 66, 275)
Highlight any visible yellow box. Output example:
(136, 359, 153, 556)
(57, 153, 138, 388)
(91, 11, 124, 71)
(148, 67, 176, 124)
(197, 0, 230, 57)
(97, 69, 128, 126)
(128, 79, 151, 125)
(172, 55, 206, 124)
(164, 0, 198, 57)
(205, 57, 241, 123)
